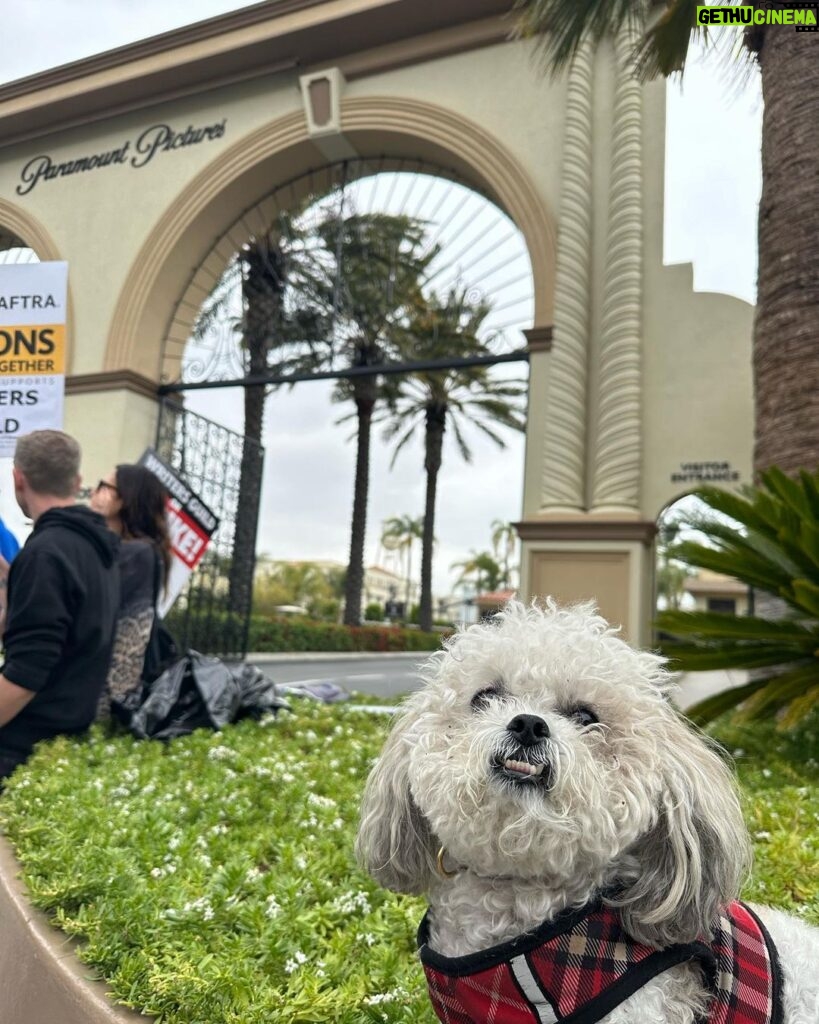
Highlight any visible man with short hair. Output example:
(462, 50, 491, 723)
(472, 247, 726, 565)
(0, 430, 120, 781)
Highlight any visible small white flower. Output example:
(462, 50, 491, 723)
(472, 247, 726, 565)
(284, 950, 308, 974)
(307, 793, 337, 809)
(332, 890, 371, 915)
(365, 993, 394, 1005)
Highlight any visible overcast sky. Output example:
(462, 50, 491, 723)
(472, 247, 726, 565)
(0, 3, 761, 597)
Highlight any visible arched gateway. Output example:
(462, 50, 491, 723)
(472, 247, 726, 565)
(0, 0, 753, 643)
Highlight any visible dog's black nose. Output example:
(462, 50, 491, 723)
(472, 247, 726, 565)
(507, 714, 549, 746)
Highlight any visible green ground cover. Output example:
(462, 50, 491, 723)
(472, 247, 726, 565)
(0, 703, 816, 1024)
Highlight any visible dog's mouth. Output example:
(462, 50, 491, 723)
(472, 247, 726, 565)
(490, 750, 553, 790)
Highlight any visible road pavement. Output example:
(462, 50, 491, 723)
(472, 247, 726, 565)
(248, 653, 429, 700)
(248, 652, 743, 709)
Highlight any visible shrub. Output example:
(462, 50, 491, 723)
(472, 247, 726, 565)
(364, 602, 385, 622)
(0, 707, 434, 1024)
(247, 616, 446, 653)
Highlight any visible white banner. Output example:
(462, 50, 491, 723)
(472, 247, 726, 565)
(0, 261, 68, 456)
(137, 448, 220, 617)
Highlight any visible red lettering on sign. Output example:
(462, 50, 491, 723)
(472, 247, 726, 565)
(168, 506, 208, 568)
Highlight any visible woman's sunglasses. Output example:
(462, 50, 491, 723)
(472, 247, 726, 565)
(96, 479, 119, 494)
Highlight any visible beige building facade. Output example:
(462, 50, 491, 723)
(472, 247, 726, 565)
(0, 0, 753, 644)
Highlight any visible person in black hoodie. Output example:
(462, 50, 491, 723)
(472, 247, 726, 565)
(0, 430, 120, 782)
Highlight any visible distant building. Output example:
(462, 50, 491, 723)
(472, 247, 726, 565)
(474, 588, 517, 620)
(683, 569, 749, 616)
(255, 558, 421, 616)
(364, 565, 419, 611)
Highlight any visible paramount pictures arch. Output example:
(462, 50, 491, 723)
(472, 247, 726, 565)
(0, 0, 754, 645)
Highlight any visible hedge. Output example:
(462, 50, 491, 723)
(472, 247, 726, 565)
(164, 612, 448, 656)
(247, 616, 448, 654)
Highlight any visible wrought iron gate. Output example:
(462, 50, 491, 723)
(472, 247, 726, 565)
(156, 398, 264, 659)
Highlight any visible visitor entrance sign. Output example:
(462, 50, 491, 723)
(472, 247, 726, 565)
(0, 261, 67, 455)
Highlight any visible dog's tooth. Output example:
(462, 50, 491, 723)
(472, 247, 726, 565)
(504, 758, 539, 775)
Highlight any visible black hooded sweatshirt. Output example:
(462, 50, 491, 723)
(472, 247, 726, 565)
(0, 505, 120, 765)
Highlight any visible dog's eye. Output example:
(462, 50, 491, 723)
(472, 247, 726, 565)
(568, 705, 599, 728)
(471, 686, 503, 712)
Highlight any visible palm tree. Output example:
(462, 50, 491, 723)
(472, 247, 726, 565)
(656, 468, 819, 729)
(381, 514, 424, 612)
(491, 519, 517, 589)
(192, 207, 434, 629)
(321, 212, 438, 626)
(515, 0, 819, 478)
(451, 551, 506, 595)
(655, 513, 694, 611)
(382, 291, 527, 631)
(191, 215, 333, 619)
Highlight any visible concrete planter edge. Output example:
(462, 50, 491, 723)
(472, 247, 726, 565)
(0, 832, 151, 1024)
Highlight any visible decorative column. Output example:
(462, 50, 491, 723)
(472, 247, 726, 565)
(591, 25, 643, 512)
(540, 38, 594, 512)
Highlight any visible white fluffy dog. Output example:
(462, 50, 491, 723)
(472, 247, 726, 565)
(356, 601, 818, 1024)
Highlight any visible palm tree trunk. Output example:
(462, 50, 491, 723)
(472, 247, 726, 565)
(405, 542, 412, 615)
(228, 381, 264, 620)
(228, 242, 279, 622)
(753, 25, 819, 476)
(420, 405, 446, 632)
(343, 380, 377, 626)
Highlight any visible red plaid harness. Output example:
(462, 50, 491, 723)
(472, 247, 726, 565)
(418, 899, 782, 1024)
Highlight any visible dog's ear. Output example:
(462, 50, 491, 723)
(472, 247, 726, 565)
(612, 710, 751, 947)
(355, 707, 437, 894)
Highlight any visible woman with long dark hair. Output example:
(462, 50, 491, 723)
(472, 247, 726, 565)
(91, 464, 172, 718)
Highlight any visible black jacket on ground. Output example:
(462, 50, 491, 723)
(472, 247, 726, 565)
(0, 505, 120, 767)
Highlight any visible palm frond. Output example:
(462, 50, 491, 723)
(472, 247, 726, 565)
(776, 684, 819, 731)
(670, 540, 791, 596)
(733, 663, 819, 722)
(661, 642, 806, 672)
(656, 470, 819, 729)
(514, 0, 639, 73)
(657, 611, 818, 646)
(682, 676, 769, 727)
(633, 0, 707, 79)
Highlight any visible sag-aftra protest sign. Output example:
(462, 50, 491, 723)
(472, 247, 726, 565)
(0, 261, 68, 455)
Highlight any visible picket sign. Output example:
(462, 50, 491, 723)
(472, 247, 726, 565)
(137, 448, 220, 616)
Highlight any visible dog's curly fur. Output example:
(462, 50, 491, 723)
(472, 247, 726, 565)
(356, 601, 819, 1024)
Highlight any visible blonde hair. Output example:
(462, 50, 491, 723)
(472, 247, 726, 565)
(14, 430, 81, 497)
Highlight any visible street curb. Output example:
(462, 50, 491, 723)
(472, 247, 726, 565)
(245, 651, 430, 663)
(0, 833, 150, 1024)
